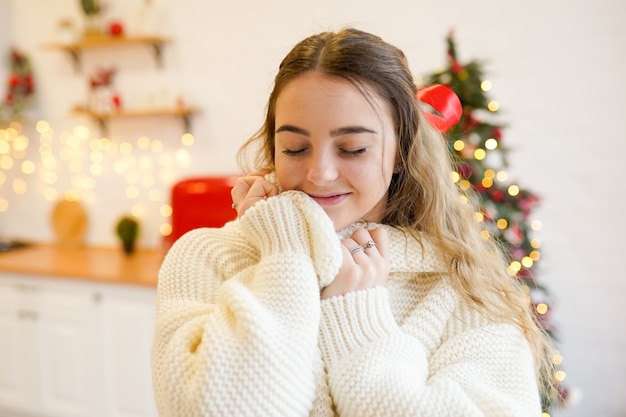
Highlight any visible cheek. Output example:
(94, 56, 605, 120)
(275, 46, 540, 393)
(274, 158, 297, 190)
(364, 173, 390, 198)
(362, 165, 394, 206)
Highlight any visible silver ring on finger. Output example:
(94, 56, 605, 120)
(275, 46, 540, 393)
(231, 202, 238, 209)
(349, 245, 364, 255)
(364, 240, 377, 250)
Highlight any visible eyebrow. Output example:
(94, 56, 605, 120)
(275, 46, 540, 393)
(275, 125, 378, 136)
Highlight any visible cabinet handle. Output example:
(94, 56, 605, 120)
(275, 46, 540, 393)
(17, 309, 39, 320)
(14, 283, 39, 292)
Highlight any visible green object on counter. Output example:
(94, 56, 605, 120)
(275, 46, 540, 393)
(115, 216, 139, 255)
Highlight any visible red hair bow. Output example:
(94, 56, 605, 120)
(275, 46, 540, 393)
(417, 84, 462, 133)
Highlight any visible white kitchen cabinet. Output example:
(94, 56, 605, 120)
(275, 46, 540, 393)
(0, 276, 99, 417)
(0, 280, 38, 413)
(0, 273, 157, 417)
(96, 283, 158, 417)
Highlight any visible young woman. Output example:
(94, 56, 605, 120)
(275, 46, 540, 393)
(152, 28, 554, 416)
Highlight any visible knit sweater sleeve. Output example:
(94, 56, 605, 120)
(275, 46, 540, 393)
(319, 285, 541, 417)
(152, 191, 341, 417)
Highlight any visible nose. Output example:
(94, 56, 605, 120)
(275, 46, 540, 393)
(306, 150, 338, 185)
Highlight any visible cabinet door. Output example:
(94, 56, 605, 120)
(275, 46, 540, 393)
(0, 282, 37, 412)
(98, 285, 158, 417)
(35, 286, 99, 417)
(0, 275, 99, 417)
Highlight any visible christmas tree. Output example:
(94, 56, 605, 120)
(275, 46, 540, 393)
(423, 32, 568, 413)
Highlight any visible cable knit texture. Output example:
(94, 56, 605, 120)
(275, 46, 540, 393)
(152, 191, 541, 417)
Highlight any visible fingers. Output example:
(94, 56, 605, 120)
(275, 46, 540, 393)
(231, 172, 279, 216)
(231, 173, 262, 204)
(349, 227, 388, 260)
(367, 227, 389, 259)
(249, 177, 280, 201)
(321, 227, 390, 299)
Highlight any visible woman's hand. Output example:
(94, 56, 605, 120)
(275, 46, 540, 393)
(321, 227, 390, 299)
(230, 172, 280, 217)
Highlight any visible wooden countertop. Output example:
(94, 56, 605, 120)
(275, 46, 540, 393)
(0, 243, 164, 287)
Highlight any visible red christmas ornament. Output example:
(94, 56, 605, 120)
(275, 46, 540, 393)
(462, 113, 480, 131)
(23, 75, 34, 94)
(456, 162, 473, 178)
(516, 267, 533, 280)
(473, 183, 488, 194)
(417, 84, 462, 133)
(8, 73, 19, 88)
(490, 189, 505, 202)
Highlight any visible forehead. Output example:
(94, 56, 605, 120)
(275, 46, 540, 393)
(276, 72, 393, 123)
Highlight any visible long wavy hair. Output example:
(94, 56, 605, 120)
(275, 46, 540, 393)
(237, 27, 555, 394)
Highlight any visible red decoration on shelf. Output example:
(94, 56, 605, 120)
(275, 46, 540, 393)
(87, 67, 117, 113)
(111, 93, 122, 109)
(108, 21, 124, 37)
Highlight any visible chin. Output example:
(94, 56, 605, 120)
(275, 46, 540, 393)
(322, 208, 369, 231)
(329, 217, 356, 232)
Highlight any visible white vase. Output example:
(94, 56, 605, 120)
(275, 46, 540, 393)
(137, 0, 157, 36)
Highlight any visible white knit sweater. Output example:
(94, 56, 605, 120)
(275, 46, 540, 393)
(152, 191, 541, 417)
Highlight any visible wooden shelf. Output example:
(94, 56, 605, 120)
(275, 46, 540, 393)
(44, 34, 201, 136)
(43, 35, 171, 72)
(72, 105, 200, 135)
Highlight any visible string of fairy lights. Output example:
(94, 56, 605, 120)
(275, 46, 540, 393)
(0, 120, 194, 239)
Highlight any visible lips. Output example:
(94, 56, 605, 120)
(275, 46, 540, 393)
(307, 193, 349, 206)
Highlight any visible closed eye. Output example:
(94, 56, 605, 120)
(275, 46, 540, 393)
(341, 147, 367, 156)
(282, 148, 308, 156)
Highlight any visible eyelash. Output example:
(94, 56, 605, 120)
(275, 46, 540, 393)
(344, 148, 366, 156)
(281, 148, 367, 156)
(281, 148, 305, 156)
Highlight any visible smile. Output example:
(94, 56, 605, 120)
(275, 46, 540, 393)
(307, 193, 349, 206)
